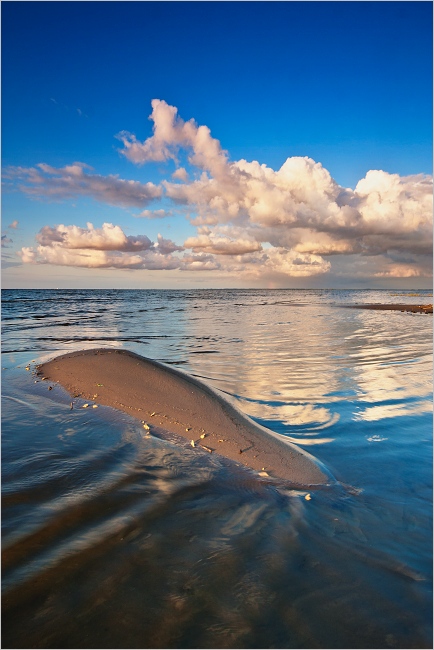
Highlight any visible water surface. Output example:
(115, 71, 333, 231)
(2, 289, 432, 648)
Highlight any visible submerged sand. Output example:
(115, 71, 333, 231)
(39, 349, 330, 486)
(345, 303, 433, 314)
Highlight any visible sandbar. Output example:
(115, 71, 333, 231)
(39, 349, 330, 486)
(344, 303, 432, 314)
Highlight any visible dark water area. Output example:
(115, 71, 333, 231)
(2, 289, 432, 648)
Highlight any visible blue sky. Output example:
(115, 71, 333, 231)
(2, 1, 432, 289)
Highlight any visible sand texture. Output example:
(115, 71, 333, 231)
(39, 349, 330, 486)
(345, 303, 432, 314)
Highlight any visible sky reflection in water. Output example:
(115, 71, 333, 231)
(2, 289, 432, 648)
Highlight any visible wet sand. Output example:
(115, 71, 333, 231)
(344, 303, 433, 314)
(39, 349, 330, 486)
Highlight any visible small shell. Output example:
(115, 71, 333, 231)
(305, 494, 312, 501)
(143, 423, 150, 430)
(82, 404, 89, 408)
(200, 433, 206, 439)
(186, 427, 191, 432)
(150, 412, 156, 417)
(92, 404, 98, 409)
(201, 445, 212, 453)
(190, 440, 195, 447)
(258, 471, 269, 477)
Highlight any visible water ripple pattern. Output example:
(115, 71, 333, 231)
(2, 288, 432, 649)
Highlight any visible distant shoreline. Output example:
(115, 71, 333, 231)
(343, 303, 432, 314)
(2, 288, 433, 294)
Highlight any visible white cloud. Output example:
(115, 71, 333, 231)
(261, 248, 331, 277)
(18, 245, 182, 271)
(18, 246, 37, 263)
(172, 167, 189, 182)
(184, 226, 262, 255)
(122, 101, 431, 262)
(180, 252, 221, 271)
(118, 99, 230, 179)
(19, 222, 183, 271)
(136, 209, 171, 219)
(10, 100, 432, 282)
(142, 250, 181, 270)
(218, 248, 331, 279)
(8, 220, 19, 229)
(154, 233, 184, 254)
(6, 162, 162, 208)
(36, 222, 152, 251)
(352, 171, 433, 256)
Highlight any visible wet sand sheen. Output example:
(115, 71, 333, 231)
(40, 349, 330, 486)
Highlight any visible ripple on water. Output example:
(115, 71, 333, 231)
(1, 289, 432, 648)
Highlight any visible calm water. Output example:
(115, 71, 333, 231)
(2, 289, 432, 649)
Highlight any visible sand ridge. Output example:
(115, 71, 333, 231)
(343, 303, 432, 314)
(39, 348, 331, 486)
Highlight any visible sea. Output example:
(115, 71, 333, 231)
(1, 288, 432, 649)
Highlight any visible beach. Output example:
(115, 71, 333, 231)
(39, 349, 330, 486)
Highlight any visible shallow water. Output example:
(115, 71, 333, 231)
(2, 289, 432, 648)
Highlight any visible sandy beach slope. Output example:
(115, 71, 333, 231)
(39, 349, 331, 486)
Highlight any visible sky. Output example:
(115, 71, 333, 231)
(2, 1, 432, 289)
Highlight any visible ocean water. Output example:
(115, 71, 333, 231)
(2, 288, 432, 649)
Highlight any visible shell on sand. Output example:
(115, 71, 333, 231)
(39, 349, 332, 486)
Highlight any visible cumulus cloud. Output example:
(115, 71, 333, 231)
(154, 233, 184, 254)
(172, 167, 189, 182)
(117, 100, 432, 280)
(8, 220, 19, 229)
(180, 252, 222, 272)
(259, 248, 331, 277)
(10, 100, 433, 282)
(18, 222, 182, 271)
(117, 99, 230, 179)
(19, 246, 37, 263)
(36, 222, 152, 251)
(18, 245, 181, 271)
(184, 226, 262, 255)
(212, 248, 331, 279)
(6, 162, 162, 208)
(163, 155, 432, 258)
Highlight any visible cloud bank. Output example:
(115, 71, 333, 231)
(6, 162, 161, 208)
(20, 223, 182, 270)
(12, 100, 432, 282)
